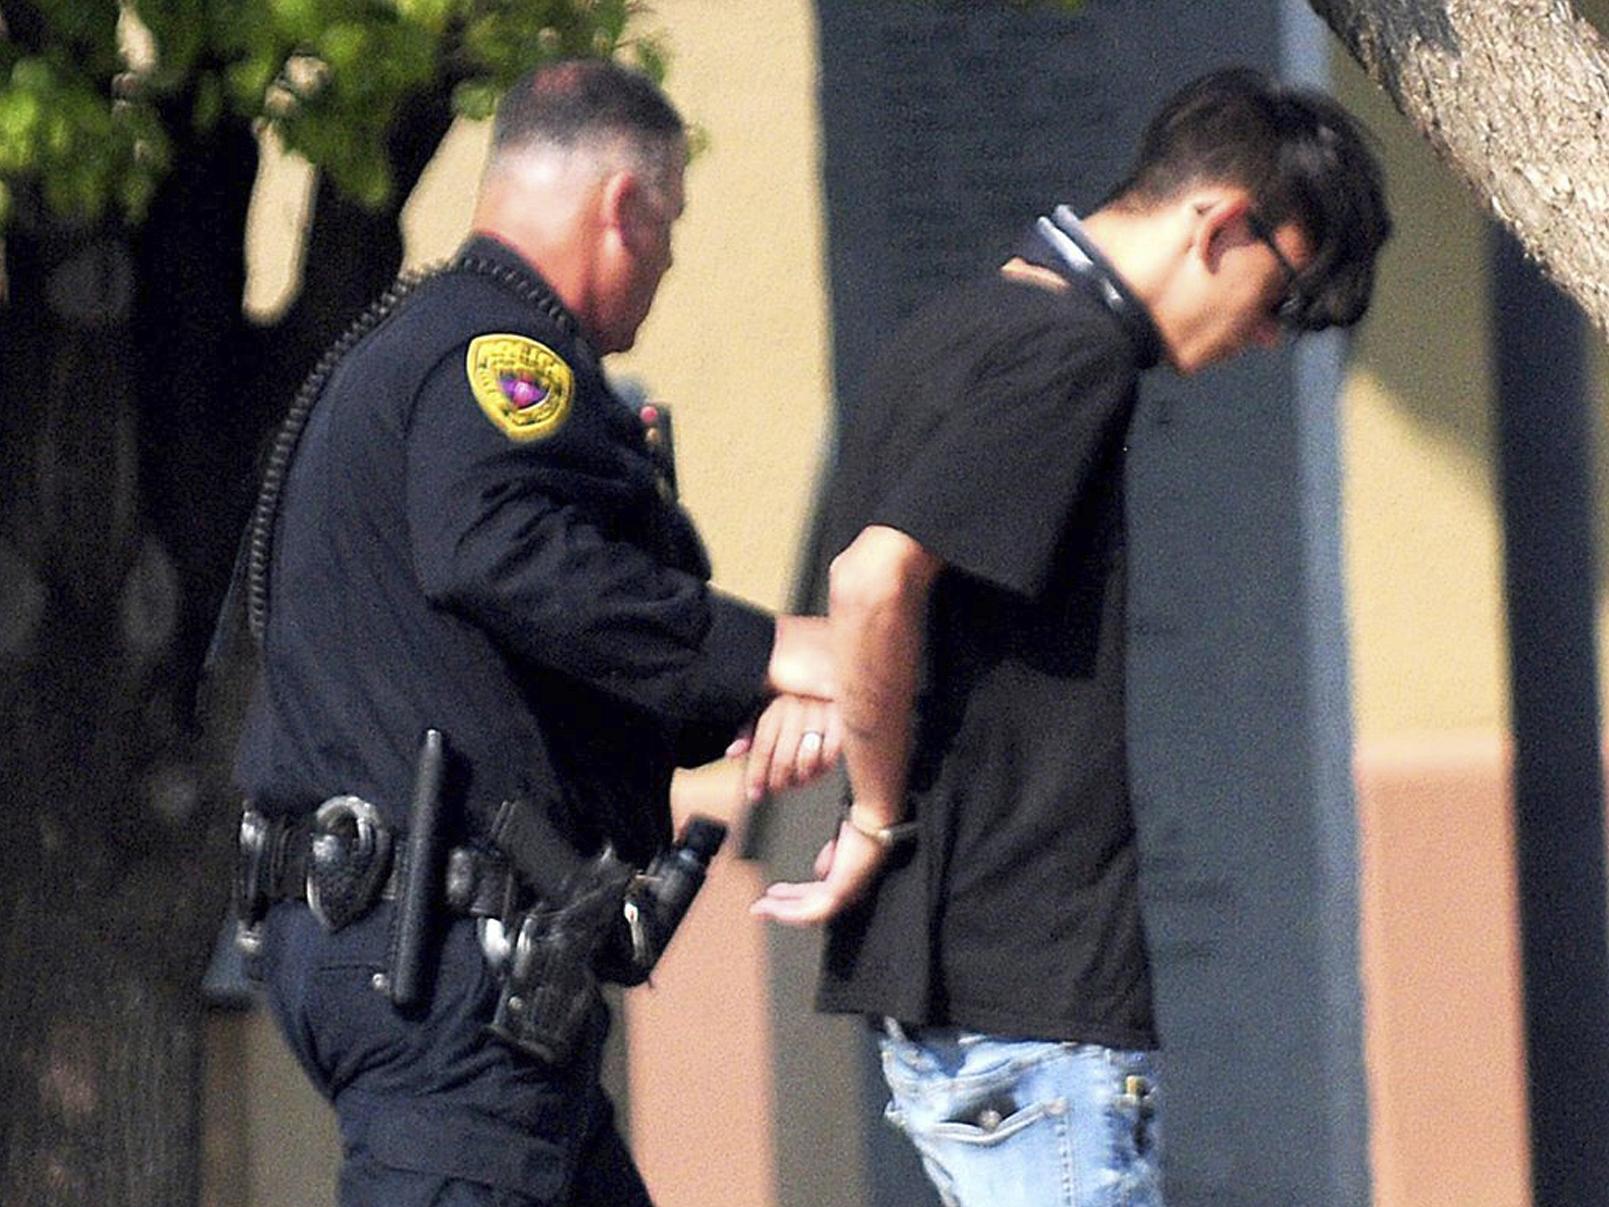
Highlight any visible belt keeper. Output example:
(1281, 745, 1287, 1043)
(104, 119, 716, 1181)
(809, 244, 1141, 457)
(233, 809, 272, 958)
(444, 847, 477, 913)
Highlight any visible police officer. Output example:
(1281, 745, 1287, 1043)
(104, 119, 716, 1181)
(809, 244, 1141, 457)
(233, 60, 835, 1205)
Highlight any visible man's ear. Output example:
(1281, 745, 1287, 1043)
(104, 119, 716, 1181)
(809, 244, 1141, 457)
(1190, 190, 1253, 273)
(601, 170, 657, 256)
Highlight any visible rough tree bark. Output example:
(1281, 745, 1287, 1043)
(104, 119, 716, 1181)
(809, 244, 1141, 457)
(1307, 0, 1609, 334)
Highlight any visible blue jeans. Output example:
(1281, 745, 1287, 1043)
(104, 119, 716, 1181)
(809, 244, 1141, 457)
(878, 1022, 1164, 1207)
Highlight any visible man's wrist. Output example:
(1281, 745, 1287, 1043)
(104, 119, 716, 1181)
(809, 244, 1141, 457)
(840, 800, 919, 849)
(767, 614, 833, 698)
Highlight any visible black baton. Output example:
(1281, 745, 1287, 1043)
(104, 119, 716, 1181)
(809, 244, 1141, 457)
(385, 727, 447, 1009)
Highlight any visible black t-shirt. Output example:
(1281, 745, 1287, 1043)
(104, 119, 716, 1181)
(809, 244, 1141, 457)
(816, 272, 1157, 1049)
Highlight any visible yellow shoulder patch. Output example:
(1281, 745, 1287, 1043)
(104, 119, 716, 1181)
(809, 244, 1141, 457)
(466, 334, 574, 441)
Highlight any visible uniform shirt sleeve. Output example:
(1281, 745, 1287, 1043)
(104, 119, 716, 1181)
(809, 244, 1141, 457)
(404, 343, 773, 742)
(867, 300, 1133, 599)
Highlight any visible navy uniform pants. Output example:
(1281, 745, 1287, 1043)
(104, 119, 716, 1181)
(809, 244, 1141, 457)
(257, 900, 652, 1206)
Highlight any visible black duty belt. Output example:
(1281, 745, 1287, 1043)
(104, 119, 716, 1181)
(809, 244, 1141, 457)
(236, 796, 521, 949)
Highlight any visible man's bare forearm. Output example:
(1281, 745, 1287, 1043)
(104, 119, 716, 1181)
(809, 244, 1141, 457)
(829, 526, 941, 829)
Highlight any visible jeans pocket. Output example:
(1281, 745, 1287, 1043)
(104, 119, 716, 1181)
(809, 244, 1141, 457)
(901, 1092, 1072, 1207)
(923, 1098, 1057, 1147)
(883, 1037, 1165, 1206)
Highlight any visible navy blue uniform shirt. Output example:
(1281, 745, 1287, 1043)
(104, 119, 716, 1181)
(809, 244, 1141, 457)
(235, 235, 773, 866)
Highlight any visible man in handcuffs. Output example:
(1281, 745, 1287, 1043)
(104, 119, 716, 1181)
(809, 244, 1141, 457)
(753, 68, 1391, 1207)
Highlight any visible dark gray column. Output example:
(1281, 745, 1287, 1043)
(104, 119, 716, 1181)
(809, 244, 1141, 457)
(788, 3, 1370, 1203)
(1119, 8, 1369, 1200)
(1490, 226, 1609, 1207)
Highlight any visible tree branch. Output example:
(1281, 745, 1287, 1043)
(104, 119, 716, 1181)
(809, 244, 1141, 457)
(273, 79, 458, 370)
(1308, 0, 1609, 333)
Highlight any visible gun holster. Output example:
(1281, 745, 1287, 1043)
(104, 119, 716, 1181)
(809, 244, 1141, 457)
(485, 845, 636, 1067)
(610, 816, 727, 985)
(478, 799, 725, 1067)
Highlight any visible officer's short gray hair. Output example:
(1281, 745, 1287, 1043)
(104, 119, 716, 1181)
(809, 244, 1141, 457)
(490, 59, 685, 194)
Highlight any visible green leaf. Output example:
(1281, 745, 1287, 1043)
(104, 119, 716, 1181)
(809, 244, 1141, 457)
(319, 22, 368, 75)
(0, 92, 45, 170)
(626, 32, 670, 84)
(267, 0, 323, 41)
(394, 0, 454, 33)
(0, 0, 669, 231)
(226, 55, 279, 109)
(193, 71, 224, 132)
(12, 58, 57, 93)
(452, 77, 501, 121)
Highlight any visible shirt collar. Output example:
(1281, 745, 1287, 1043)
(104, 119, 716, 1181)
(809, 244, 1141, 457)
(1014, 206, 1163, 370)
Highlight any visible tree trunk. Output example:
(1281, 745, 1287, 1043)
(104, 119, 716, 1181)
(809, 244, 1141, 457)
(1, 886, 217, 1204)
(1306, 0, 1609, 336)
(0, 215, 238, 1205)
(0, 72, 458, 1200)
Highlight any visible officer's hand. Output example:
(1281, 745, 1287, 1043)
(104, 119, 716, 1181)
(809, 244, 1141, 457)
(749, 824, 884, 927)
(766, 615, 835, 700)
(729, 695, 843, 802)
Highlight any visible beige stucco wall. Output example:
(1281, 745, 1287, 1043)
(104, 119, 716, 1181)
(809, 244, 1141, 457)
(1335, 58, 1508, 742)
(602, 6, 834, 1206)
(1333, 46, 1533, 1207)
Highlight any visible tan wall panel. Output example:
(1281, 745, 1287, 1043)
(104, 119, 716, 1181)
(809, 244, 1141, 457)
(202, 1010, 251, 1207)
(625, 813, 780, 1207)
(1333, 51, 1509, 743)
(1356, 734, 1530, 1207)
(609, 1, 834, 613)
(1343, 365, 1510, 739)
(611, 6, 832, 1203)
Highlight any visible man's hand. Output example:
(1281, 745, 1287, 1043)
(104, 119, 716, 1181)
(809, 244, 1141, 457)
(749, 823, 885, 927)
(766, 615, 834, 700)
(748, 528, 939, 927)
(727, 694, 843, 802)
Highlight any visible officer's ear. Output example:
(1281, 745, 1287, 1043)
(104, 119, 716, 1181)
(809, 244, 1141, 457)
(600, 170, 660, 258)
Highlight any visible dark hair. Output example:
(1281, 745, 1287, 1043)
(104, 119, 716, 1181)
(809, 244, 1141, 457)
(491, 59, 685, 186)
(1107, 67, 1391, 332)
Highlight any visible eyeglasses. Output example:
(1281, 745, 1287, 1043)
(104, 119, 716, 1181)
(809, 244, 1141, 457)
(1246, 210, 1305, 327)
